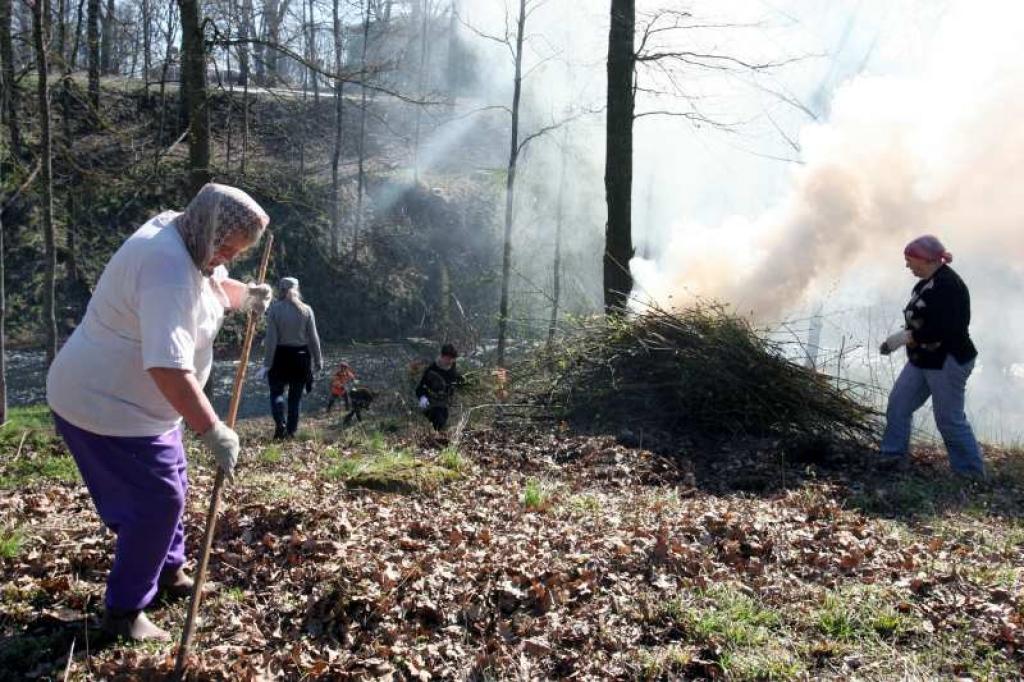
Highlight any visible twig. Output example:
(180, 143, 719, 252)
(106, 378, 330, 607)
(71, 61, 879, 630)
(62, 637, 76, 682)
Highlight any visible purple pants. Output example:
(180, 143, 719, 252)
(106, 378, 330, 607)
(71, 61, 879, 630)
(53, 412, 187, 611)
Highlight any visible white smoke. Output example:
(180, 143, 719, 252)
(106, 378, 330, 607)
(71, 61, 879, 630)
(634, 0, 1024, 323)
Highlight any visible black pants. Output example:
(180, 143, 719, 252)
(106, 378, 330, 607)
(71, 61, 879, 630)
(270, 379, 306, 437)
(424, 406, 449, 431)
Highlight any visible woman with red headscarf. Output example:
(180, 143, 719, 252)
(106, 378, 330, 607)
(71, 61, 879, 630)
(877, 235, 984, 477)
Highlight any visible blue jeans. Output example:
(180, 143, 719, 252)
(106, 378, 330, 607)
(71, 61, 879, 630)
(269, 379, 306, 436)
(880, 355, 984, 474)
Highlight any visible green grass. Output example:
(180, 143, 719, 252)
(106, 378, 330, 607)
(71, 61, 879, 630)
(0, 406, 76, 489)
(567, 493, 602, 515)
(222, 586, 246, 603)
(811, 587, 916, 642)
(522, 478, 551, 511)
(0, 452, 80, 489)
(438, 444, 469, 473)
(665, 585, 781, 648)
(0, 526, 25, 559)
(0, 405, 58, 448)
(324, 432, 456, 491)
(259, 443, 283, 465)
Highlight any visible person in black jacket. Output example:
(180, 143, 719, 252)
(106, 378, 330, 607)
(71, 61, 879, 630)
(878, 235, 984, 476)
(415, 344, 465, 431)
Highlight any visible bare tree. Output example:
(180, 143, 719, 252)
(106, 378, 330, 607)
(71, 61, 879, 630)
(546, 128, 569, 353)
(604, 0, 633, 314)
(100, 0, 114, 73)
(329, 0, 343, 255)
(87, 0, 99, 108)
(1, 0, 21, 151)
(179, 0, 210, 193)
(494, 0, 526, 368)
(33, 0, 58, 363)
(354, 0, 370, 239)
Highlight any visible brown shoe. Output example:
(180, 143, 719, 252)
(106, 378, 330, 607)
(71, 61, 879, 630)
(101, 609, 171, 642)
(158, 566, 194, 600)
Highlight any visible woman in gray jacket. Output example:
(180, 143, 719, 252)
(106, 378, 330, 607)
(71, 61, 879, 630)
(262, 277, 323, 438)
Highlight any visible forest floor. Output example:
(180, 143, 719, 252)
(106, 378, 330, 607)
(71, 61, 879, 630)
(1, 405, 1023, 680)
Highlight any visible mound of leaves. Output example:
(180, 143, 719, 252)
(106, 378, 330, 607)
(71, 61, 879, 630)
(519, 305, 879, 445)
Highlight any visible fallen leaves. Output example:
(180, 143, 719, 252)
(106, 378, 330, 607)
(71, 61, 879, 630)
(1, 427, 1023, 679)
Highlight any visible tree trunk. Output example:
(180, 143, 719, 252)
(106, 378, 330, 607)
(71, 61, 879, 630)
(0, 178, 7, 425)
(547, 131, 568, 354)
(141, 0, 150, 98)
(307, 0, 317, 102)
(87, 0, 99, 108)
(354, 0, 370, 241)
(329, 0, 343, 256)
(33, 0, 59, 364)
(495, 0, 525, 368)
(100, 0, 114, 74)
(445, 0, 457, 108)
(178, 0, 210, 194)
(57, 0, 67, 69)
(1, 0, 22, 151)
(69, 0, 85, 70)
(412, 0, 429, 182)
(604, 0, 635, 314)
(238, 0, 251, 85)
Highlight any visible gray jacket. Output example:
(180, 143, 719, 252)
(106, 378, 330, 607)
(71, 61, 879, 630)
(263, 300, 323, 372)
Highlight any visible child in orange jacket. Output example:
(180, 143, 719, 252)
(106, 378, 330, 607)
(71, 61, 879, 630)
(325, 361, 357, 413)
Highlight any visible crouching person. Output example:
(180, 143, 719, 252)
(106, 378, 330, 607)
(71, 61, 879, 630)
(415, 344, 465, 431)
(45, 184, 272, 641)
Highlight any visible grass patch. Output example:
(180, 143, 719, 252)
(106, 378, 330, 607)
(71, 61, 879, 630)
(222, 586, 245, 603)
(438, 444, 470, 473)
(0, 526, 25, 559)
(567, 493, 602, 515)
(522, 478, 552, 511)
(664, 585, 781, 648)
(325, 432, 455, 491)
(0, 452, 79, 489)
(811, 587, 916, 642)
(0, 405, 58, 449)
(721, 648, 806, 681)
(259, 443, 283, 465)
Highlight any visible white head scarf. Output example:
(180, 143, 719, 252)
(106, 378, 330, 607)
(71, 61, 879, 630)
(175, 183, 269, 276)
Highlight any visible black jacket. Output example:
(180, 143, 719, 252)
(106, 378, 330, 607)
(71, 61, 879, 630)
(903, 264, 977, 369)
(415, 362, 464, 407)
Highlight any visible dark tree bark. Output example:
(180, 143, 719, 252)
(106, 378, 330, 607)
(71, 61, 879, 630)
(1, 0, 21, 151)
(495, 0, 525, 368)
(178, 0, 210, 194)
(100, 0, 113, 73)
(329, 0, 343, 255)
(141, 0, 150, 98)
(354, 0, 369, 240)
(0, 186, 7, 425)
(547, 131, 568, 354)
(604, 0, 635, 313)
(33, 0, 58, 364)
(412, 0, 430, 182)
(87, 0, 99, 108)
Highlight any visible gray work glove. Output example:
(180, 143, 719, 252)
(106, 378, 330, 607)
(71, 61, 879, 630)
(880, 329, 912, 356)
(199, 421, 240, 482)
(418, 396, 429, 410)
(241, 283, 273, 315)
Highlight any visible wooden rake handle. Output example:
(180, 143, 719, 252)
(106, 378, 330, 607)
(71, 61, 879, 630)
(173, 233, 273, 678)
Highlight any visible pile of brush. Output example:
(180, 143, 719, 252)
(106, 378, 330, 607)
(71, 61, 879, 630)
(516, 305, 879, 445)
